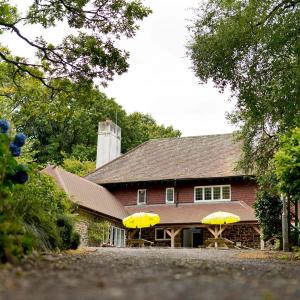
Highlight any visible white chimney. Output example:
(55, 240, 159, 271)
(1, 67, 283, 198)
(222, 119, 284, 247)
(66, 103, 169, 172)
(96, 120, 121, 168)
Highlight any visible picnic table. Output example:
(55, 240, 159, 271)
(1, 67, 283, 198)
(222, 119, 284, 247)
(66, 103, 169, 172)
(126, 239, 154, 248)
(204, 237, 235, 248)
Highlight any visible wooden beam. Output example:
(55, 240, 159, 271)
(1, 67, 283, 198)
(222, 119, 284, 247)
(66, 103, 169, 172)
(165, 228, 182, 248)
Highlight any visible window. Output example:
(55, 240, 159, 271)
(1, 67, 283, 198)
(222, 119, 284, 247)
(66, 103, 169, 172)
(204, 187, 212, 200)
(222, 186, 231, 200)
(194, 185, 231, 201)
(155, 228, 171, 240)
(213, 187, 221, 200)
(194, 187, 203, 201)
(165, 188, 174, 203)
(110, 227, 126, 247)
(137, 189, 147, 204)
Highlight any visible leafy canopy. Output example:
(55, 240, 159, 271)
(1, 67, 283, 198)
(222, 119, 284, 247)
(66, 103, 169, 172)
(0, 0, 151, 87)
(188, 0, 300, 174)
(274, 127, 300, 199)
(0, 68, 181, 165)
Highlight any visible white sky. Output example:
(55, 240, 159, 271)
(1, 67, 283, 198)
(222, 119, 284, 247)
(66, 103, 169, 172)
(2, 0, 237, 136)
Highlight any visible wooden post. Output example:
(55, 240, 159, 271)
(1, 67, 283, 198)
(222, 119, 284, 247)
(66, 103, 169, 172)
(165, 228, 182, 248)
(207, 225, 227, 248)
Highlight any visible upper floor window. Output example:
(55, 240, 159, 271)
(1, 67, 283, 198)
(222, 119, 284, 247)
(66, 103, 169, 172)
(137, 189, 147, 204)
(165, 187, 174, 203)
(194, 185, 231, 202)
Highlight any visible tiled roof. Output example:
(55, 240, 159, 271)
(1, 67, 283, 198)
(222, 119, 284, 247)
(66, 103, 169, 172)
(125, 201, 257, 224)
(86, 133, 244, 184)
(42, 166, 128, 220)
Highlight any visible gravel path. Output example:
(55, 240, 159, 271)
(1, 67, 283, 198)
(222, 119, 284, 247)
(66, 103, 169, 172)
(0, 248, 299, 300)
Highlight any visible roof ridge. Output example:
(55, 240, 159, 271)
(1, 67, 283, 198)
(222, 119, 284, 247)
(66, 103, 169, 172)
(85, 139, 153, 178)
(147, 132, 235, 143)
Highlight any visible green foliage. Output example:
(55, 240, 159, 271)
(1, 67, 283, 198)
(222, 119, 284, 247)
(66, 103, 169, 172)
(188, 0, 300, 175)
(0, 167, 80, 262)
(0, 72, 181, 164)
(57, 215, 80, 250)
(88, 221, 111, 246)
(253, 173, 282, 240)
(63, 158, 95, 177)
(0, 0, 151, 85)
(274, 127, 300, 198)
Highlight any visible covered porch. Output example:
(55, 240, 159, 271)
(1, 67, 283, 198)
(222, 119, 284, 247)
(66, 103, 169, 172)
(127, 223, 261, 249)
(125, 201, 263, 249)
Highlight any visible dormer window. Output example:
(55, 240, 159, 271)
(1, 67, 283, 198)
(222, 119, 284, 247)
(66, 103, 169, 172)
(165, 187, 174, 204)
(137, 189, 147, 204)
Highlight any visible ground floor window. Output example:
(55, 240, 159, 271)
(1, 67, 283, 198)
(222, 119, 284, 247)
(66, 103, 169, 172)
(155, 228, 171, 240)
(110, 227, 126, 247)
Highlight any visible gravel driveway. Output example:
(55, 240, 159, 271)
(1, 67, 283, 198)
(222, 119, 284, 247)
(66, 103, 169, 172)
(0, 248, 299, 300)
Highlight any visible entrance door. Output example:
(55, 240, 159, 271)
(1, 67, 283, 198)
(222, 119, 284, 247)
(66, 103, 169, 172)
(192, 231, 203, 248)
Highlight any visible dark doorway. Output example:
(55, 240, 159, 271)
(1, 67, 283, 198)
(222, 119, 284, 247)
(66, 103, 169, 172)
(192, 231, 203, 248)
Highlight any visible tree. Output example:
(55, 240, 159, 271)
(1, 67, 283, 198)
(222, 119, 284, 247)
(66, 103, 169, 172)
(188, 0, 300, 175)
(0, 0, 151, 87)
(253, 173, 282, 241)
(274, 127, 300, 198)
(0, 70, 181, 164)
(63, 157, 95, 176)
(274, 126, 300, 246)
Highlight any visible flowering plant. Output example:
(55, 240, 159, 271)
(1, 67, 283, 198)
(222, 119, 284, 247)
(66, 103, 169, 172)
(0, 119, 28, 194)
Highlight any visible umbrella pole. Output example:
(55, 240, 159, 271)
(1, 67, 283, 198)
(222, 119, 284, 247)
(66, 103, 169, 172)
(139, 228, 141, 239)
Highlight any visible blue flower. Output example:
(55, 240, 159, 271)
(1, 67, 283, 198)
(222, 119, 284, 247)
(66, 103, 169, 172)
(14, 133, 27, 147)
(0, 119, 9, 134)
(11, 170, 28, 184)
(9, 143, 21, 157)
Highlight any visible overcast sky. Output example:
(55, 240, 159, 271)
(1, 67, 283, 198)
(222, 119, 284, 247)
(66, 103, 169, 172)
(3, 0, 237, 136)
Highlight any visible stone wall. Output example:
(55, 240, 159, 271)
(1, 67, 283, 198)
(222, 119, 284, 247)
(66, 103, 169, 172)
(129, 224, 260, 249)
(74, 208, 121, 247)
(202, 224, 260, 248)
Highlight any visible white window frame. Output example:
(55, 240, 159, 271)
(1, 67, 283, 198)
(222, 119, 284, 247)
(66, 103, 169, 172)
(137, 189, 147, 205)
(165, 187, 175, 204)
(194, 185, 231, 202)
(155, 228, 171, 240)
(110, 226, 126, 247)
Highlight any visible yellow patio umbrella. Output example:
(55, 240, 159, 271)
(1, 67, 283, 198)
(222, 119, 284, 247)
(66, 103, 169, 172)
(201, 211, 240, 247)
(123, 212, 160, 239)
(201, 211, 240, 225)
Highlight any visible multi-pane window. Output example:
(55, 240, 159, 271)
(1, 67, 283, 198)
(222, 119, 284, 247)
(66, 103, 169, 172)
(195, 187, 203, 201)
(213, 187, 221, 200)
(222, 186, 230, 200)
(165, 187, 174, 203)
(155, 228, 171, 240)
(194, 185, 231, 201)
(137, 189, 147, 204)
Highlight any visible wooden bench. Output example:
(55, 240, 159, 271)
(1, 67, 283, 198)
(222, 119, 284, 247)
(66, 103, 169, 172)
(204, 238, 235, 248)
(126, 239, 154, 248)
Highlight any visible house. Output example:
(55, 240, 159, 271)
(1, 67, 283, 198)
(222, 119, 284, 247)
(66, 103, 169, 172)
(42, 165, 127, 247)
(84, 120, 261, 248)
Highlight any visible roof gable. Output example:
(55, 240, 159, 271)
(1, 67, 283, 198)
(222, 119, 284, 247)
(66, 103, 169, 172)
(42, 166, 128, 220)
(86, 133, 244, 184)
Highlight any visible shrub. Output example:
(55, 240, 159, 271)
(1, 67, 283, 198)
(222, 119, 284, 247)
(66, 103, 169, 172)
(88, 221, 111, 246)
(0, 119, 80, 262)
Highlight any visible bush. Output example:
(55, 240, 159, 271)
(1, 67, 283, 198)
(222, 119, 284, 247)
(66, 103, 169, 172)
(88, 221, 111, 246)
(57, 215, 80, 250)
(0, 119, 80, 263)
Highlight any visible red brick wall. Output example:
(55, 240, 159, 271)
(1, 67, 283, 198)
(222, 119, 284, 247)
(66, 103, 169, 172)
(231, 182, 257, 206)
(110, 181, 257, 207)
